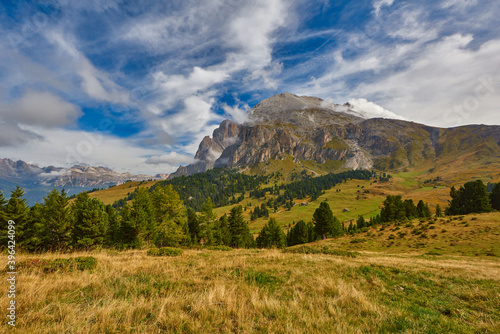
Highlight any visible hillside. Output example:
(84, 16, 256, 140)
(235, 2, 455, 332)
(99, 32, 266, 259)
(292, 212, 500, 257)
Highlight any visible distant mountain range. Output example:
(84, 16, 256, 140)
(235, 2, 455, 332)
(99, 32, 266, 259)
(0, 158, 168, 204)
(172, 93, 500, 183)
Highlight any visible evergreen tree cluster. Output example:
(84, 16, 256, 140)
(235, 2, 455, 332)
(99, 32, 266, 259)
(380, 195, 431, 223)
(186, 200, 254, 249)
(0, 185, 190, 252)
(286, 220, 316, 246)
(250, 203, 270, 220)
(113, 168, 270, 212)
(256, 218, 286, 249)
(446, 180, 499, 215)
(266, 169, 374, 202)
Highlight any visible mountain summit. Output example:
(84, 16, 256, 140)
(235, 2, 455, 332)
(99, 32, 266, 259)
(248, 93, 364, 128)
(172, 93, 500, 180)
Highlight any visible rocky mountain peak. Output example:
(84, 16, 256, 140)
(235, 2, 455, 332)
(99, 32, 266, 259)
(248, 93, 364, 128)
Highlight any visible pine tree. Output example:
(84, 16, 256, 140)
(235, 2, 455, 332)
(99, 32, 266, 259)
(200, 197, 217, 224)
(313, 201, 337, 239)
(357, 215, 366, 229)
(380, 195, 406, 222)
(71, 192, 108, 250)
(105, 204, 120, 247)
(490, 183, 500, 210)
(287, 220, 309, 246)
(403, 199, 417, 219)
(0, 191, 9, 249)
(228, 206, 254, 248)
(435, 204, 443, 217)
(187, 207, 200, 243)
(5, 187, 31, 250)
(307, 221, 317, 242)
(152, 185, 189, 247)
(36, 188, 71, 251)
(256, 218, 286, 249)
(446, 180, 492, 215)
(132, 187, 156, 246)
(119, 204, 140, 248)
(214, 214, 231, 246)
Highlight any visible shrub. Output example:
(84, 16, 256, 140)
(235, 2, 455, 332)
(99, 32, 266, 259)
(147, 247, 183, 257)
(285, 245, 359, 258)
(13, 257, 97, 273)
(205, 245, 232, 251)
(426, 250, 442, 256)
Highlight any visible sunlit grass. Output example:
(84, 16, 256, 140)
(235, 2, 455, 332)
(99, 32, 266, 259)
(1, 244, 498, 333)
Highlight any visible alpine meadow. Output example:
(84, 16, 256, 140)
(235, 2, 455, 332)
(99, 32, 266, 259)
(1, 1, 500, 333)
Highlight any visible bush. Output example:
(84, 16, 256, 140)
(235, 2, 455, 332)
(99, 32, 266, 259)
(205, 245, 233, 251)
(147, 247, 183, 257)
(13, 257, 97, 273)
(426, 250, 442, 256)
(285, 245, 359, 258)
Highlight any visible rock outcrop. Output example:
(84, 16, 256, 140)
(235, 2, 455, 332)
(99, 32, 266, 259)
(171, 93, 500, 177)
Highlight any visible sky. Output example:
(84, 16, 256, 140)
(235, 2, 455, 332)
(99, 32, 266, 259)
(0, 0, 499, 174)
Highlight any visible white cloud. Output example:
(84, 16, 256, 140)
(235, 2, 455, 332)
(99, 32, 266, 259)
(222, 103, 250, 124)
(373, 0, 395, 15)
(0, 126, 177, 174)
(146, 67, 229, 114)
(7, 90, 81, 127)
(351, 35, 500, 126)
(145, 152, 197, 166)
(0, 121, 43, 147)
(47, 31, 129, 103)
(386, 9, 439, 42)
(157, 95, 222, 136)
(347, 98, 405, 120)
(441, 0, 478, 10)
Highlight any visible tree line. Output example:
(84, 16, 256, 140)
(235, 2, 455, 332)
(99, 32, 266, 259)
(3, 173, 497, 253)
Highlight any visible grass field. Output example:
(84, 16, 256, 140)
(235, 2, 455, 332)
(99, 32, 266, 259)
(87, 180, 160, 205)
(2, 236, 499, 333)
(306, 212, 500, 257)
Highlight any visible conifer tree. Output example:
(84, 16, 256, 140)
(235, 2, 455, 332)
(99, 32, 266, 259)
(213, 214, 231, 246)
(446, 180, 492, 215)
(490, 183, 500, 210)
(132, 187, 156, 246)
(287, 220, 309, 246)
(256, 218, 286, 249)
(152, 185, 189, 247)
(313, 201, 342, 239)
(435, 204, 443, 217)
(307, 221, 316, 242)
(37, 188, 71, 251)
(119, 204, 140, 248)
(0, 191, 8, 249)
(187, 207, 200, 243)
(71, 192, 108, 250)
(357, 215, 366, 229)
(5, 187, 31, 249)
(105, 204, 120, 247)
(228, 206, 254, 248)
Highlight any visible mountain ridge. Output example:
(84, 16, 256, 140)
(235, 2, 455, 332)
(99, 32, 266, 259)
(171, 93, 500, 181)
(0, 157, 167, 204)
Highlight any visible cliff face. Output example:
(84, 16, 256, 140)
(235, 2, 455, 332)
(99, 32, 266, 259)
(171, 93, 500, 177)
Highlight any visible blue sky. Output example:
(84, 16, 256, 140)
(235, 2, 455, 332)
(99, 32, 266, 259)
(0, 0, 499, 174)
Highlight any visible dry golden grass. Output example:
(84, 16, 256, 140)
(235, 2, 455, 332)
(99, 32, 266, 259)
(1, 245, 499, 333)
(87, 180, 160, 205)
